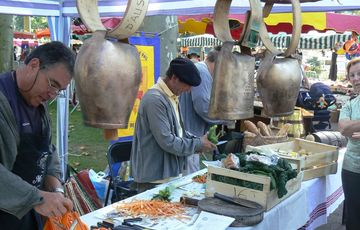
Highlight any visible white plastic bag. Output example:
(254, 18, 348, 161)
(88, 169, 109, 203)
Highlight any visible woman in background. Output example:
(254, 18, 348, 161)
(338, 57, 360, 230)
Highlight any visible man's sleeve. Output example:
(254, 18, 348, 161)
(145, 95, 202, 156)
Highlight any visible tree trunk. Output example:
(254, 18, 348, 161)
(0, 15, 14, 72)
(139, 15, 178, 76)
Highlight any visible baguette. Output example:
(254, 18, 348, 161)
(244, 120, 260, 135)
(257, 121, 271, 136)
(277, 123, 292, 136)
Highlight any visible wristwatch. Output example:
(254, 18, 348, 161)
(52, 187, 65, 194)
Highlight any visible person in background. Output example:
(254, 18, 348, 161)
(187, 52, 200, 63)
(130, 57, 216, 193)
(180, 46, 231, 174)
(338, 57, 360, 230)
(0, 41, 75, 229)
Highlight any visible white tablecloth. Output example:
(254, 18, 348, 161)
(81, 149, 345, 230)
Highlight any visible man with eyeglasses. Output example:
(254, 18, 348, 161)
(0, 41, 75, 229)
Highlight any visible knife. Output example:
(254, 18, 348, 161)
(214, 192, 263, 209)
(216, 140, 228, 146)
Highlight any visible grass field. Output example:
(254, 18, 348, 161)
(49, 101, 109, 172)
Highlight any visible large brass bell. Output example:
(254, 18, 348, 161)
(209, 0, 262, 120)
(257, 0, 302, 117)
(74, 0, 149, 139)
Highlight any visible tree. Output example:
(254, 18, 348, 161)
(0, 15, 14, 72)
(306, 57, 322, 75)
(13, 15, 47, 32)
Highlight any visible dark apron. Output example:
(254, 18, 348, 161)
(0, 128, 50, 230)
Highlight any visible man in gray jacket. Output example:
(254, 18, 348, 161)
(180, 47, 231, 174)
(0, 41, 75, 229)
(130, 57, 216, 192)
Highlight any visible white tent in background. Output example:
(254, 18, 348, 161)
(0, 0, 359, 177)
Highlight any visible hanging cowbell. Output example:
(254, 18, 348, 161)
(208, 0, 261, 120)
(74, 0, 149, 139)
(257, 0, 302, 117)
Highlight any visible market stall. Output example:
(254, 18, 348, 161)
(178, 12, 360, 39)
(81, 148, 345, 230)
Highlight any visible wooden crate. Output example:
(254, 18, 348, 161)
(205, 161, 303, 211)
(248, 138, 339, 181)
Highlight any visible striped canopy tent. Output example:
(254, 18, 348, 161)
(179, 34, 223, 47)
(179, 12, 360, 40)
(271, 32, 352, 50)
(179, 32, 353, 50)
(1, 0, 359, 177)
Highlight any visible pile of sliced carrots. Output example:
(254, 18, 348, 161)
(192, 173, 207, 183)
(115, 200, 187, 219)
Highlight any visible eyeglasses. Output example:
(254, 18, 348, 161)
(43, 71, 61, 96)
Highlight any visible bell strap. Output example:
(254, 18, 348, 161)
(258, 0, 302, 57)
(76, 0, 149, 40)
(213, 0, 262, 46)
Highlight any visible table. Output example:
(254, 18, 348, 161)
(81, 149, 345, 230)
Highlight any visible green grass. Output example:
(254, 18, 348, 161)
(49, 101, 109, 172)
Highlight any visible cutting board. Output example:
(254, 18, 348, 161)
(198, 197, 264, 227)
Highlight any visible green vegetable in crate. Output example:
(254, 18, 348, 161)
(214, 151, 298, 199)
(152, 186, 172, 202)
(207, 125, 218, 144)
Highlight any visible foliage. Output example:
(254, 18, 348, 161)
(13, 16, 48, 32)
(306, 56, 322, 75)
(49, 101, 109, 172)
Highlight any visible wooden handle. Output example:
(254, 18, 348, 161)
(106, 0, 149, 40)
(103, 129, 119, 140)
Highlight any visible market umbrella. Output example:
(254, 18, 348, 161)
(178, 12, 360, 40)
(14, 31, 34, 39)
(72, 17, 121, 35)
(35, 28, 50, 38)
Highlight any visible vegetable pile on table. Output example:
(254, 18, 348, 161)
(214, 151, 298, 198)
(115, 200, 187, 219)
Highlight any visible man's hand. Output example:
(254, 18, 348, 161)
(199, 134, 217, 152)
(34, 191, 73, 217)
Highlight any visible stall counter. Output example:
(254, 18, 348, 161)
(81, 149, 345, 230)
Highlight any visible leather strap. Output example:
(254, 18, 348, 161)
(107, 0, 149, 40)
(76, 0, 106, 32)
(213, 0, 262, 46)
(258, 0, 302, 57)
(76, 0, 149, 40)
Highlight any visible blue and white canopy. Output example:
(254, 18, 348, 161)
(1, 0, 360, 17)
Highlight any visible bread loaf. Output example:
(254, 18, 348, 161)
(244, 120, 260, 135)
(257, 121, 271, 136)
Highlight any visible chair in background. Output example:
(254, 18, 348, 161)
(104, 141, 137, 206)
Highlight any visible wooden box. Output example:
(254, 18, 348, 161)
(205, 160, 303, 211)
(248, 138, 339, 181)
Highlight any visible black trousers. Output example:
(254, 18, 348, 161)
(0, 209, 41, 230)
(341, 169, 360, 230)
